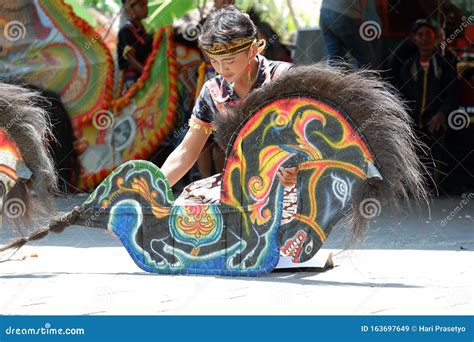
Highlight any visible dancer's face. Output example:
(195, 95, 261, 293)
(414, 27, 436, 53)
(207, 44, 258, 84)
(127, 0, 148, 20)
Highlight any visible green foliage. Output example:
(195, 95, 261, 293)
(451, 0, 473, 16)
(68, 0, 196, 30)
(145, 0, 196, 30)
(82, 0, 118, 14)
(237, 0, 287, 37)
(64, 0, 103, 26)
(68, 0, 323, 38)
(235, 0, 320, 41)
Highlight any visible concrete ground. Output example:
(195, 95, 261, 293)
(0, 194, 472, 315)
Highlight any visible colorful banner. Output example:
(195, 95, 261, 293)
(0, 0, 192, 190)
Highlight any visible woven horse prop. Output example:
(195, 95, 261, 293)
(0, 64, 427, 276)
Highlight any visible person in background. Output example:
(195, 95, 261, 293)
(397, 20, 458, 190)
(386, 19, 457, 85)
(117, 0, 152, 91)
(319, 0, 378, 68)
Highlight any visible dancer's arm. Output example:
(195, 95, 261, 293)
(161, 127, 210, 187)
(125, 51, 144, 74)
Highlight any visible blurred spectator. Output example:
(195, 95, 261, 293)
(379, 0, 465, 40)
(386, 31, 418, 85)
(386, 18, 458, 85)
(319, 0, 378, 67)
(397, 20, 458, 189)
(247, 7, 293, 63)
(117, 0, 152, 92)
(416, 0, 465, 38)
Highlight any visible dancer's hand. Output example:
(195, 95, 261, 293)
(428, 112, 447, 133)
(277, 166, 298, 187)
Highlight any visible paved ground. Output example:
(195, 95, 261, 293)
(0, 194, 472, 315)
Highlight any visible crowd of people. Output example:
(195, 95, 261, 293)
(319, 0, 468, 193)
(106, 0, 471, 195)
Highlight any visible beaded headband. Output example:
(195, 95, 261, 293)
(203, 37, 266, 57)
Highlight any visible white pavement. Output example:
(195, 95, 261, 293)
(1, 195, 472, 315)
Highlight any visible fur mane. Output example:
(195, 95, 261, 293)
(0, 82, 57, 227)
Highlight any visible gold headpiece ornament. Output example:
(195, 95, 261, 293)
(203, 37, 266, 57)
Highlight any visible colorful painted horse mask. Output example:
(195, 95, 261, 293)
(1, 64, 427, 276)
(72, 65, 426, 275)
(0, 83, 57, 227)
(0, 130, 23, 211)
(77, 97, 380, 275)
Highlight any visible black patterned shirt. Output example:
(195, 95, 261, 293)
(190, 55, 293, 133)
